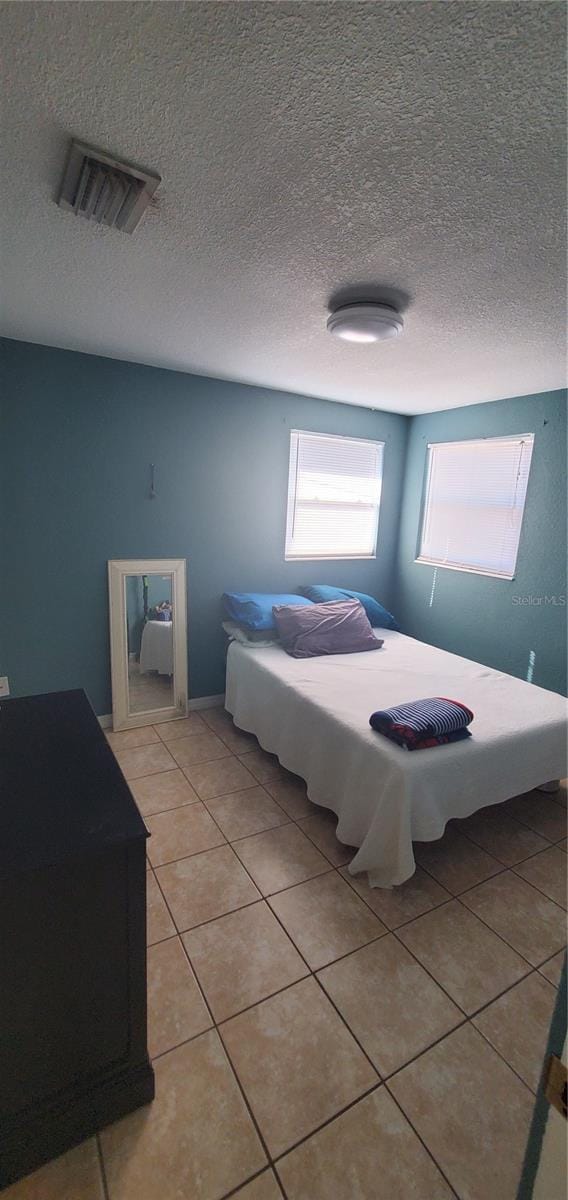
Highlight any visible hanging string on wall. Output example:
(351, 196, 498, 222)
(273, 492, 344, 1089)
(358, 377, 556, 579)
(149, 464, 157, 500)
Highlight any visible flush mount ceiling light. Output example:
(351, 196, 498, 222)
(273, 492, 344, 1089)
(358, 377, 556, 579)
(327, 302, 404, 344)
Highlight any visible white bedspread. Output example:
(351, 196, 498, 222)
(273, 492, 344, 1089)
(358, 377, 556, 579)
(225, 631, 567, 887)
(139, 620, 173, 676)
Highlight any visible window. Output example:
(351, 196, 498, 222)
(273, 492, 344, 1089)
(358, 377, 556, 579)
(417, 433, 534, 579)
(285, 430, 384, 560)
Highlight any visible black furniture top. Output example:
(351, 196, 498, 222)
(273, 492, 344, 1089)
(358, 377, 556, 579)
(0, 688, 148, 878)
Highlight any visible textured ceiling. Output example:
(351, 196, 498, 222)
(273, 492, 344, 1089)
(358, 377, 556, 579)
(0, 2, 566, 414)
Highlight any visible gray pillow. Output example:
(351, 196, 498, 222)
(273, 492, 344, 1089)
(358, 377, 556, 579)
(272, 599, 383, 659)
(222, 621, 279, 647)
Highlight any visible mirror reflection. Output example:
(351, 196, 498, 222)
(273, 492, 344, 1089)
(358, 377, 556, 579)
(126, 573, 174, 714)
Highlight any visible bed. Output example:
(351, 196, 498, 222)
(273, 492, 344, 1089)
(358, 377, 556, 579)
(225, 630, 567, 887)
(139, 620, 173, 676)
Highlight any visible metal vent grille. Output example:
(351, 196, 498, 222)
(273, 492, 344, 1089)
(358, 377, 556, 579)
(58, 141, 161, 234)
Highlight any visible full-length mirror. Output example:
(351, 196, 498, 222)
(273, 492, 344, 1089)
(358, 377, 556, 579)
(108, 558, 188, 730)
(126, 572, 174, 714)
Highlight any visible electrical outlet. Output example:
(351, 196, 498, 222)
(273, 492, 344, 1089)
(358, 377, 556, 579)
(0, 677, 9, 697)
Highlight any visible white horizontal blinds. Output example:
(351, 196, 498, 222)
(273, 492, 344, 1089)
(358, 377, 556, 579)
(419, 434, 535, 578)
(285, 430, 384, 560)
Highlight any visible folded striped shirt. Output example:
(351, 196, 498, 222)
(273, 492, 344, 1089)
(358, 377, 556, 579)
(369, 697, 474, 751)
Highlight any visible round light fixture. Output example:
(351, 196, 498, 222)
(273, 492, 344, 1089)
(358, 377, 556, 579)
(327, 302, 404, 344)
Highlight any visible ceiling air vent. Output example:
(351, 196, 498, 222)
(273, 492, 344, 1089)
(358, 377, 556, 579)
(57, 140, 161, 234)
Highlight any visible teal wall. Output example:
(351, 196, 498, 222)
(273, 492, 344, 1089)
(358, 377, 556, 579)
(0, 338, 408, 714)
(1, 338, 565, 714)
(395, 389, 567, 695)
(125, 575, 144, 656)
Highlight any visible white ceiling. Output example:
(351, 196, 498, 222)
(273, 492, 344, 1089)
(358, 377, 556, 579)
(1, 2, 566, 414)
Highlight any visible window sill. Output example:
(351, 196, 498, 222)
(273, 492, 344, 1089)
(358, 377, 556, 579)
(285, 554, 377, 562)
(415, 557, 515, 581)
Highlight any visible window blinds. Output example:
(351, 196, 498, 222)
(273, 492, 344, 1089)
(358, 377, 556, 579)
(285, 430, 384, 560)
(417, 434, 535, 578)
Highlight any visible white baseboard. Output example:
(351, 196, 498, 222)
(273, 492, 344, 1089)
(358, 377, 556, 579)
(98, 694, 225, 730)
(188, 694, 225, 711)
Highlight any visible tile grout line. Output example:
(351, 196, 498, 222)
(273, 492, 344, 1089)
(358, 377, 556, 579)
(173, 954, 281, 1190)
(149, 999, 467, 1200)
(121, 724, 564, 1196)
(139, 863, 280, 1199)
(469, 1010, 543, 1097)
(201, 783, 293, 841)
(453, 891, 565, 968)
(138, 765, 563, 892)
(147, 791, 351, 1192)
(149, 931, 289, 1199)
(509, 862, 567, 911)
(153, 886, 551, 1033)
(118, 765, 178, 783)
(147, 830, 228, 871)
(129, 749, 563, 876)
(189, 969, 537, 1200)
(380, 1014, 469, 1084)
(338, 865, 455, 928)
(147, 865, 220, 1030)
(390, 853, 560, 977)
(402, 853, 566, 966)
(490, 804, 566, 842)
(460, 827, 560, 865)
(148, 973, 308, 1062)
(220, 1166, 287, 1200)
(116, 720, 566, 819)
(144, 781, 294, 860)
(148, 891, 262, 942)
(244, 1078, 384, 1177)
(258, 893, 386, 1077)
(538, 952, 565, 984)
(139, 797, 203, 819)
(147, 787, 544, 1025)
(413, 854, 510, 898)
(459, 831, 568, 897)
(418, 828, 566, 916)
(211, 1020, 279, 1179)
(464, 965, 556, 1020)
(187, 735, 563, 1121)
(266, 1074, 459, 1198)
(387, 899, 525, 1019)
(383, 1084, 462, 1199)
(369, 969, 549, 1100)
(151, 795, 393, 1194)
(264, 865, 473, 1030)
(330, 851, 562, 1024)
(216, 837, 476, 1187)
(146, 757, 560, 1003)
(455, 809, 563, 856)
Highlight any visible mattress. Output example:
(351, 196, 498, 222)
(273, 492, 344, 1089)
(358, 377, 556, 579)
(139, 620, 173, 676)
(225, 630, 567, 887)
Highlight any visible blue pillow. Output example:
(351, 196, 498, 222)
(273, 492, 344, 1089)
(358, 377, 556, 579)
(298, 585, 399, 631)
(223, 592, 313, 631)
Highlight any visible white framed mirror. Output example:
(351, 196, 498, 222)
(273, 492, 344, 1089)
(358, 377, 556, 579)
(108, 558, 188, 731)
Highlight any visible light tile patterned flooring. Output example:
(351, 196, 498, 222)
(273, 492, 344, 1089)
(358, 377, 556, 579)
(7, 708, 567, 1200)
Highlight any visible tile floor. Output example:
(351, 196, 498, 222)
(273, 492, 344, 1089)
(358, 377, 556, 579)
(7, 708, 567, 1200)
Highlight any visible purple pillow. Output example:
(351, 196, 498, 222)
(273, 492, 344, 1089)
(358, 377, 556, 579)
(272, 599, 383, 659)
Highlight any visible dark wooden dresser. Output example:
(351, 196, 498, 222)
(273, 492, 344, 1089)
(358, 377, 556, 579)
(0, 689, 155, 1188)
